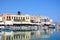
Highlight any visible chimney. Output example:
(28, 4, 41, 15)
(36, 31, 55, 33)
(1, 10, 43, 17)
(17, 11, 21, 15)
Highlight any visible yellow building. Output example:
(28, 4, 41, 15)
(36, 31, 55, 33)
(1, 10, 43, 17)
(3, 14, 13, 25)
(3, 14, 30, 25)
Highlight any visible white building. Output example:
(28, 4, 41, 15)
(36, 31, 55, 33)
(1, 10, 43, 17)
(0, 14, 4, 25)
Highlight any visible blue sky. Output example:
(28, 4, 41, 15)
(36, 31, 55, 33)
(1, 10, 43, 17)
(0, 0, 60, 23)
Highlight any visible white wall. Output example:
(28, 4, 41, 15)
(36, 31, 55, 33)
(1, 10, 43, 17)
(0, 16, 4, 24)
(0, 17, 3, 21)
(5, 21, 13, 25)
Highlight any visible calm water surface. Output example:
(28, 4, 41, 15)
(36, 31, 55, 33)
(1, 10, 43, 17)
(30, 30, 60, 40)
(1, 26, 60, 40)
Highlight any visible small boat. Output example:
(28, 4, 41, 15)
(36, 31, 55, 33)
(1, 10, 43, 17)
(48, 26, 55, 29)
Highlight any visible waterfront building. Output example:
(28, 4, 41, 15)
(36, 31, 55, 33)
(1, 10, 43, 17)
(3, 14, 13, 25)
(0, 12, 52, 26)
(40, 16, 52, 25)
(3, 14, 30, 25)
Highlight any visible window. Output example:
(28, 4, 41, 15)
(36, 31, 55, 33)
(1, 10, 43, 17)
(16, 17, 18, 19)
(9, 16, 11, 19)
(26, 17, 29, 19)
(12, 16, 13, 19)
(19, 17, 20, 20)
(21, 17, 22, 20)
(14, 17, 15, 19)
(7, 16, 11, 20)
(23, 17, 25, 21)
(7, 16, 8, 18)
(14, 17, 20, 21)
(31, 20, 34, 23)
(27, 17, 29, 19)
(26, 17, 27, 19)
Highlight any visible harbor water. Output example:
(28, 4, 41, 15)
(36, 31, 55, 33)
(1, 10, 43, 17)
(0, 26, 60, 40)
(30, 30, 60, 40)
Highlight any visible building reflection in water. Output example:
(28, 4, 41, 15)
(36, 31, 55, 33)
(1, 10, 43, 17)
(31, 30, 50, 39)
(2, 30, 50, 40)
(2, 32, 31, 40)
